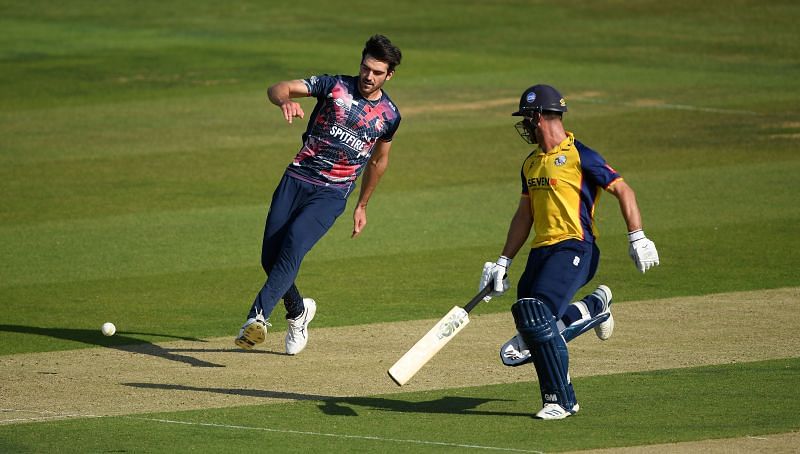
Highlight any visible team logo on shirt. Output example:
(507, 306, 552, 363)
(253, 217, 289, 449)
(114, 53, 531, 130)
(554, 155, 567, 166)
(332, 92, 358, 110)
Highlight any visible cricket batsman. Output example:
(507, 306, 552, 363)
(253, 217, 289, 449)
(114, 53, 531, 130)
(479, 84, 659, 419)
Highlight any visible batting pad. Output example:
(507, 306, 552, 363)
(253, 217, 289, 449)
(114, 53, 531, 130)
(512, 298, 576, 410)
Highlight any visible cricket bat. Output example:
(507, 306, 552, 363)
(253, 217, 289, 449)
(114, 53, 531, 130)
(388, 285, 494, 386)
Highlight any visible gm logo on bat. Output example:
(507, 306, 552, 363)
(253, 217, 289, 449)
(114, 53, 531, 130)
(436, 310, 467, 339)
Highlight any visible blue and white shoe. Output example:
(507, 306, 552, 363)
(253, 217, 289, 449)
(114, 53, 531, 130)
(500, 334, 532, 367)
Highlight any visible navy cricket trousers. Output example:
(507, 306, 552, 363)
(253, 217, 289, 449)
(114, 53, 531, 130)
(248, 173, 349, 320)
(516, 239, 600, 319)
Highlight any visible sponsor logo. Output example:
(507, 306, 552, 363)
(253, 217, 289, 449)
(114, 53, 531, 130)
(329, 125, 367, 152)
(308, 76, 318, 86)
(544, 393, 558, 402)
(554, 155, 567, 166)
(573, 256, 580, 266)
(527, 177, 558, 189)
(526, 92, 537, 104)
(436, 312, 467, 339)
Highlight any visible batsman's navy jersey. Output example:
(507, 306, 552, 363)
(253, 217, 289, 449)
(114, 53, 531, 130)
(520, 132, 622, 248)
(288, 74, 401, 184)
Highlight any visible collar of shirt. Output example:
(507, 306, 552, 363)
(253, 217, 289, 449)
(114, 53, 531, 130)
(536, 131, 575, 155)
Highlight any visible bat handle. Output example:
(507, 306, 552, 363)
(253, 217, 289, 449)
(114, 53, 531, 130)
(463, 285, 494, 314)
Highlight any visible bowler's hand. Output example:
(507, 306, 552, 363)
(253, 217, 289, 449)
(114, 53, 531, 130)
(352, 205, 367, 238)
(280, 101, 305, 124)
(628, 230, 660, 273)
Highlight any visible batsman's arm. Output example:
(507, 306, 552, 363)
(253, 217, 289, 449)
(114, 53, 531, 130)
(500, 195, 533, 260)
(267, 79, 310, 124)
(607, 180, 660, 272)
(606, 180, 642, 232)
(352, 140, 392, 238)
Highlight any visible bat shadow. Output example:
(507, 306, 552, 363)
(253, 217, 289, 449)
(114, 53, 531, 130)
(0, 324, 223, 368)
(122, 382, 532, 417)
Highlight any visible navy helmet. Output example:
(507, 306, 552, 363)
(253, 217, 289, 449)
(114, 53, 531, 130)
(512, 84, 567, 116)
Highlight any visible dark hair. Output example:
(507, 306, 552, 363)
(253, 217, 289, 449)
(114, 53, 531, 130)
(362, 34, 402, 72)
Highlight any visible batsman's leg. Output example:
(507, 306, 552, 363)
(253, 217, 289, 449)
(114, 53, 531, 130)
(500, 285, 613, 366)
(561, 285, 613, 342)
(512, 297, 577, 419)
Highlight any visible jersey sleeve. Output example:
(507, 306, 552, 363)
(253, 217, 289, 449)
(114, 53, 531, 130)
(520, 166, 529, 195)
(577, 143, 622, 189)
(380, 115, 401, 142)
(302, 74, 338, 98)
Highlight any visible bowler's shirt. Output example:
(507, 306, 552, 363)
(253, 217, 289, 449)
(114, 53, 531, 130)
(288, 74, 401, 184)
(520, 132, 622, 248)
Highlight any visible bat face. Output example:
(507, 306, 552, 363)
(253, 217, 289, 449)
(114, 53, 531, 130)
(436, 308, 468, 339)
(388, 306, 471, 386)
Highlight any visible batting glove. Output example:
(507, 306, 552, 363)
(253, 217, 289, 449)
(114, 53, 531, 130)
(479, 256, 511, 301)
(628, 230, 660, 273)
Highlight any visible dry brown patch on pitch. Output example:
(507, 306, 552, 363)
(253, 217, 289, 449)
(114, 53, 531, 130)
(1, 287, 798, 425)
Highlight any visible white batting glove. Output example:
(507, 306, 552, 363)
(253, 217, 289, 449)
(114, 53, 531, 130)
(628, 230, 659, 273)
(479, 256, 511, 301)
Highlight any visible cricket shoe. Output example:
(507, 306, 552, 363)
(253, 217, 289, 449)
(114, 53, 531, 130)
(535, 403, 580, 420)
(285, 298, 316, 355)
(593, 285, 614, 341)
(500, 334, 533, 367)
(235, 314, 270, 350)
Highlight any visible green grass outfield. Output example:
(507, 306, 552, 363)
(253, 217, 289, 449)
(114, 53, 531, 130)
(1, 0, 799, 451)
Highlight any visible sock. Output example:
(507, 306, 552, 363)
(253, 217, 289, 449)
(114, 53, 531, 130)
(283, 284, 304, 319)
(560, 294, 604, 327)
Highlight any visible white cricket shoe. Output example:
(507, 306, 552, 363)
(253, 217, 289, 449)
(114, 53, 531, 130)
(593, 285, 614, 341)
(535, 403, 580, 420)
(235, 314, 270, 350)
(285, 298, 316, 355)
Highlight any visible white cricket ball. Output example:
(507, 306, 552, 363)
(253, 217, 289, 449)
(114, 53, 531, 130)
(101, 322, 116, 337)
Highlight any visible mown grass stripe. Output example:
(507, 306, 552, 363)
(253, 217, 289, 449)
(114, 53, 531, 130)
(127, 416, 545, 453)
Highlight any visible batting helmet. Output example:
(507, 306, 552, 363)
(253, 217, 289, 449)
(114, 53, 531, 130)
(511, 84, 567, 116)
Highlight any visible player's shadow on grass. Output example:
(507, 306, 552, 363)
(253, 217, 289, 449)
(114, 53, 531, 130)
(0, 324, 223, 368)
(123, 382, 529, 417)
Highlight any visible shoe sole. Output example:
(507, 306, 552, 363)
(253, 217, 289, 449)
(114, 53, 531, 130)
(235, 322, 267, 350)
(234, 337, 255, 350)
(535, 405, 577, 420)
(595, 313, 615, 340)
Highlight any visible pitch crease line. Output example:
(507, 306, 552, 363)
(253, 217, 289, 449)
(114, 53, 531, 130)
(0, 409, 102, 425)
(128, 416, 544, 453)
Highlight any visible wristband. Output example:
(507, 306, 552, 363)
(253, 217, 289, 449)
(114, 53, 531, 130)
(497, 256, 512, 268)
(628, 230, 645, 242)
